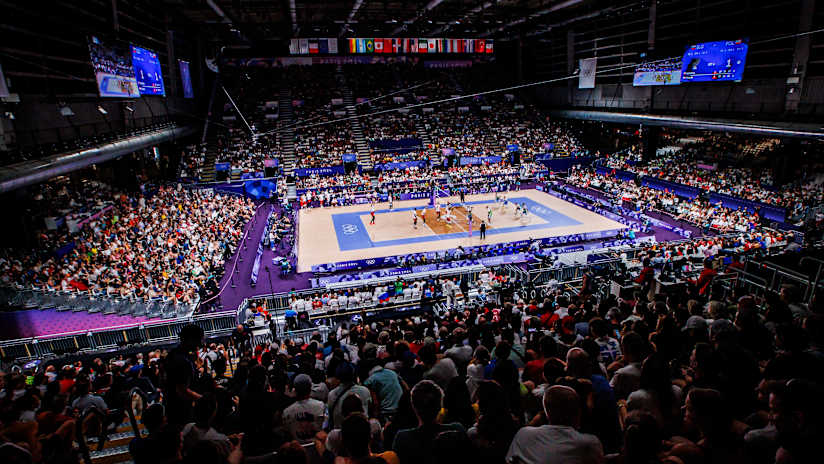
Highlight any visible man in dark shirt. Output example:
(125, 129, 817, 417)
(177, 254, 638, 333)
(392, 380, 466, 463)
(128, 403, 166, 464)
(231, 324, 251, 351)
(163, 324, 204, 426)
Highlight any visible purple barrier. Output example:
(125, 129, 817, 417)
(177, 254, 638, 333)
(294, 165, 346, 177)
(311, 227, 624, 274)
(707, 192, 786, 223)
(538, 156, 595, 172)
(374, 160, 429, 171)
(640, 176, 701, 199)
(313, 236, 644, 286)
(595, 166, 636, 182)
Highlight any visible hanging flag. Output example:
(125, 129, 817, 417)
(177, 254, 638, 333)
(298, 38, 309, 54)
(417, 38, 427, 53)
(476, 39, 485, 53)
(485, 39, 494, 54)
(318, 39, 329, 54)
(456, 39, 464, 53)
(374, 39, 384, 53)
(392, 38, 401, 53)
(428, 39, 437, 53)
(289, 39, 299, 54)
(329, 38, 338, 54)
(410, 38, 418, 52)
(357, 38, 366, 53)
(402, 38, 410, 53)
(365, 38, 374, 53)
(579, 57, 597, 88)
(308, 39, 319, 54)
(349, 38, 357, 53)
(436, 38, 443, 53)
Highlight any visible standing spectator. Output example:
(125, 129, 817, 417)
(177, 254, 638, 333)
(163, 324, 204, 426)
(363, 360, 403, 421)
(282, 374, 326, 444)
(327, 363, 372, 430)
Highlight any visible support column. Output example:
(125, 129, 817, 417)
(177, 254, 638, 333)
(567, 29, 575, 106)
(645, 1, 657, 111)
(785, 0, 815, 113)
(640, 125, 660, 162)
(166, 28, 177, 99)
(111, 0, 119, 34)
(516, 36, 523, 84)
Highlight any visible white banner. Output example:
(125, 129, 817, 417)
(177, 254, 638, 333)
(579, 57, 597, 89)
(0, 62, 10, 97)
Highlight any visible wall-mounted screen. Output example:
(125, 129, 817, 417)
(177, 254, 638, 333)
(131, 45, 165, 96)
(633, 58, 682, 86)
(179, 60, 193, 99)
(87, 36, 139, 98)
(681, 40, 748, 83)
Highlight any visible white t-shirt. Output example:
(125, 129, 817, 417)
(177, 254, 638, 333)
(609, 362, 642, 400)
(326, 384, 372, 429)
(506, 425, 603, 464)
(282, 398, 327, 443)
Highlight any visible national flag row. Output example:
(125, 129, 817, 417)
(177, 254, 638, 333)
(347, 38, 494, 54)
(289, 38, 339, 55)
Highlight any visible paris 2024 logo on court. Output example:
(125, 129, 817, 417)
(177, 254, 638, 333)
(342, 224, 359, 235)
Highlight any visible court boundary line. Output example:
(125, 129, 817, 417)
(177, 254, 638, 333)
(450, 206, 471, 234)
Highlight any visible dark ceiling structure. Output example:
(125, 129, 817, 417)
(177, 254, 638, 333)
(165, 0, 606, 44)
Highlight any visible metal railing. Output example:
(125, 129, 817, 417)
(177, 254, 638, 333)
(0, 310, 237, 362)
(528, 258, 625, 287)
(239, 264, 488, 319)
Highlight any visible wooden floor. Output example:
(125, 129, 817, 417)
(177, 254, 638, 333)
(296, 189, 626, 272)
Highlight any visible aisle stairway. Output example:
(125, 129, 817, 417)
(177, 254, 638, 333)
(200, 146, 217, 182)
(85, 361, 238, 464)
(278, 87, 297, 174)
(337, 67, 372, 169)
(392, 67, 438, 165)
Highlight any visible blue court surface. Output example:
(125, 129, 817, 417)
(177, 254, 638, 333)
(331, 197, 582, 251)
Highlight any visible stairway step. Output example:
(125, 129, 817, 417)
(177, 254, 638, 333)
(90, 444, 132, 464)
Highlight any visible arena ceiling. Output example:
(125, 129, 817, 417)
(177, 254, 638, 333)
(165, 0, 649, 44)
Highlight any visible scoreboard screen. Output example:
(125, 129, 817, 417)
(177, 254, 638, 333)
(131, 45, 166, 96)
(681, 40, 748, 83)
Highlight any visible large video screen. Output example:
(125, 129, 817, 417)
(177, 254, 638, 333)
(179, 60, 194, 99)
(633, 58, 682, 86)
(681, 40, 748, 82)
(87, 36, 139, 98)
(131, 45, 165, 96)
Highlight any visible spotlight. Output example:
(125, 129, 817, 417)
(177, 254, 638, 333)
(4, 111, 13, 120)
(59, 105, 74, 116)
(125, 105, 134, 113)
(97, 105, 107, 115)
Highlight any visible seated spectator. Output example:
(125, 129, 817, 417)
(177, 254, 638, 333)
(392, 380, 466, 464)
(506, 385, 604, 464)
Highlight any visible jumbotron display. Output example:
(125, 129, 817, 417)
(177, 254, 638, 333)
(633, 58, 682, 86)
(131, 45, 166, 96)
(87, 36, 139, 98)
(681, 39, 749, 82)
